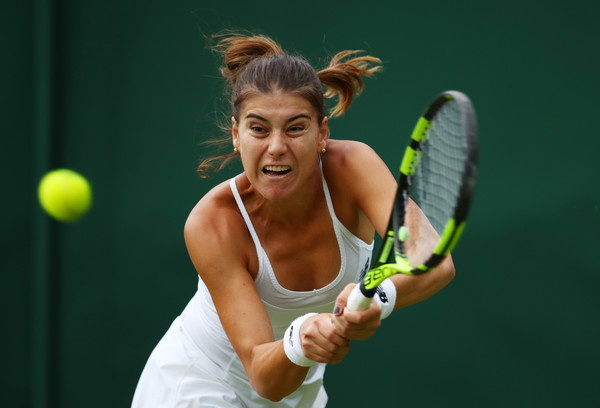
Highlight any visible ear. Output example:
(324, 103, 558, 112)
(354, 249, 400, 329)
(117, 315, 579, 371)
(319, 116, 329, 149)
(232, 116, 239, 150)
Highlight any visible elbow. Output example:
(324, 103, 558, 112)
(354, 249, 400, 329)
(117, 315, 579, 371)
(244, 344, 306, 402)
(428, 255, 455, 292)
(443, 256, 456, 285)
(247, 366, 297, 402)
(251, 382, 288, 402)
(446, 265, 456, 286)
(262, 393, 286, 403)
(248, 368, 304, 402)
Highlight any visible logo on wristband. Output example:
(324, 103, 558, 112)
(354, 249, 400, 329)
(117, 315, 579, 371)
(288, 325, 294, 347)
(377, 287, 388, 303)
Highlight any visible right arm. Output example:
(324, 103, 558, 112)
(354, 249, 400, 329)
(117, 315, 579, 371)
(184, 190, 349, 401)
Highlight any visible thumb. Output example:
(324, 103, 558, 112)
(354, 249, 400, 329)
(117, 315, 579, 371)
(333, 283, 356, 316)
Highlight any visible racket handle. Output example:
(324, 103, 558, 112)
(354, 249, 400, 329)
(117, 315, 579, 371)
(347, 284, 373, 311)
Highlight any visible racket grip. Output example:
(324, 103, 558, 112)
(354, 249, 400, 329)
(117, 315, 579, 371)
(347, 284, 373, 311)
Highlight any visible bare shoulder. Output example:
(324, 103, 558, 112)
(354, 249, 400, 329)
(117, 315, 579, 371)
(323, 139, 393, 199)
(321, 139, 396, 238)
(185, 180, 238, 236)
(184, 180, 253, 281)
(324, 139, 381, 171)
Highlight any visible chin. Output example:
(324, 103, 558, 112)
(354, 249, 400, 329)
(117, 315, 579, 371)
(258, 181, 296, 201)
(260, 188, 291, 201)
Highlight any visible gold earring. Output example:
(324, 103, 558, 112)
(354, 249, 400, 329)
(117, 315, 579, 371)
(234, 147, 238, 153)
(321, 148, 326, 154)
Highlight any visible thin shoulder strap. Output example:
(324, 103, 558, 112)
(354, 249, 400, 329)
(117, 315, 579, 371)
(229, 177, 263, 249)
(320, 160, 338, 222)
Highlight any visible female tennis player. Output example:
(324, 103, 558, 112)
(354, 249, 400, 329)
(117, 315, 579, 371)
(131, 32, 455, 407)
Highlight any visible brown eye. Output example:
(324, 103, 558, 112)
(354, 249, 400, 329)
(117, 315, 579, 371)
(250, 125, 267, 135)
(287, 125, 305, 135)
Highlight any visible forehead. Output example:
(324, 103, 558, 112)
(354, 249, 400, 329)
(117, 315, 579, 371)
(240, 92, 317, 121)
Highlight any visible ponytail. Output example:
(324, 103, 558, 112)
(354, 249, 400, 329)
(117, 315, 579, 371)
(318, 50, 382, 118)
(213, 32, 283, 89)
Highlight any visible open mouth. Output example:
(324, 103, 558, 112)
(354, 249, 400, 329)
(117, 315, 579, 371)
(262, 165, 291, 176)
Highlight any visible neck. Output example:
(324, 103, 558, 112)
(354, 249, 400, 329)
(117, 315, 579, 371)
(240, 165, 325, 228)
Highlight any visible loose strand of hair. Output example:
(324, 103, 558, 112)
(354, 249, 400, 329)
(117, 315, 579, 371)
(197, 150, 239, 178)
(318, 50, 382, 117)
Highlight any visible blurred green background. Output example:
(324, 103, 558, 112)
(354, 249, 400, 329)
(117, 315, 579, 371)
(3, 0, 599, 407)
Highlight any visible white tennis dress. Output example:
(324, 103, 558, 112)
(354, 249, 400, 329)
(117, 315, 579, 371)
(131, 170, 373, 407)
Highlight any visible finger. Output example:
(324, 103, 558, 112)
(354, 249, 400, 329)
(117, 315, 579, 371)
(331, 315, 345, 336)
(322, 317, 350, 347)
(343, 299, 381, 324)
(304, 335, 349, 363)
(334, 302, 382, 340)
(331, 312, 351, 338)
(306, 344, 349, 364)
(333, 283, 357, 316)
(302, 319, 350, 363)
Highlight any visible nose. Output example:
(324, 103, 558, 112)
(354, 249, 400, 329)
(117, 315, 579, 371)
(268, 131, 287, 157)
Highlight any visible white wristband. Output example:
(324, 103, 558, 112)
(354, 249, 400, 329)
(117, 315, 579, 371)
(374, 278, 397, 320)
(283, 313, 318, 367)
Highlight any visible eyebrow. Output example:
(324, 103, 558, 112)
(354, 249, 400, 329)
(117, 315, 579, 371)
(244, 113, 312, 123)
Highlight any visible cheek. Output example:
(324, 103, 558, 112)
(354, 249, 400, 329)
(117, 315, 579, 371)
(238, 139, 262, 169)
(239, 137, 258, 153)
(295, 136, 320, 156)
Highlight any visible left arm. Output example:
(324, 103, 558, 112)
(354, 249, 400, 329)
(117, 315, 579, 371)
(326, 139, 455, 312)
(392, 198, 455, 308)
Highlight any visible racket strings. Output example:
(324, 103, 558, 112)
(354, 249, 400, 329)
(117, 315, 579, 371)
(411, 100, 467, 235)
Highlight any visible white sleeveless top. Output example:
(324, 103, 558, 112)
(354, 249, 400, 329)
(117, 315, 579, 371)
(179, 168, 373, 406)
(229, 170, 374, 337)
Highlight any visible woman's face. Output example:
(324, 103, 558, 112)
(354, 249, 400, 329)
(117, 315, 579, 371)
(232, 91, 328, 201)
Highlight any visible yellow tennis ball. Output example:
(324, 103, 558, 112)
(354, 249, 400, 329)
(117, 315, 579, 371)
(38, 169, 92, 222)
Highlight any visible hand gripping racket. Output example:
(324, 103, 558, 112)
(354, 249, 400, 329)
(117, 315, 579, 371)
(347, 90, 478, 311)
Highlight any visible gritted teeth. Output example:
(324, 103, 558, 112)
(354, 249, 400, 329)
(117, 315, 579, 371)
(264, 165, 291, 172)
(263, 165, 291, 175)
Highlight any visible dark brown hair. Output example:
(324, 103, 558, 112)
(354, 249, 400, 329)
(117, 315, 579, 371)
(197, 32, 382, 177)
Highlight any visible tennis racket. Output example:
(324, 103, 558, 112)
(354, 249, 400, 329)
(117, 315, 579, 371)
(347, 90, 478, 311)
